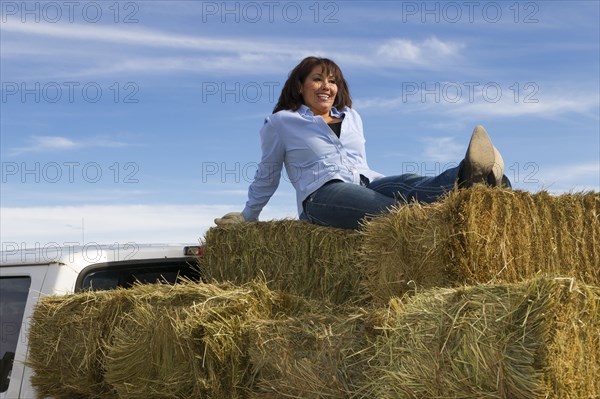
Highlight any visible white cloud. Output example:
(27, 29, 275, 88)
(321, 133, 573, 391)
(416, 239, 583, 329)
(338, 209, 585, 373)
(354, 96, 404, 110)
(0, 204, 297, 247)
(2, 20, 464, 77)
(506, 161, 600, 193)
(423, 37, 457, 56)
(452, 95, 599, 118)
(421, 136, 463, 163)
(31, 136, 77, 150)
(1, 20, 312, 77)
(1, 19, 305, 56)
(71, 55, 288, 78)
(355, 88, 599, 119)
(376, 36, 464, 67)
(2, 20, 257, 52)
(377, 39, 422, 63)
(8, 135, 136, 156)
(559, 162, 600, 180)
(537, 162, 600, 190)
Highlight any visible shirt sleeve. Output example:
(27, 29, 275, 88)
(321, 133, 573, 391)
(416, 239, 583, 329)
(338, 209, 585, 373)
(241, 117, 285, 221)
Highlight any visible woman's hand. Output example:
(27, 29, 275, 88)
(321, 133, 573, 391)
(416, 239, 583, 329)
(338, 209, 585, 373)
(214, 212, 246, 226)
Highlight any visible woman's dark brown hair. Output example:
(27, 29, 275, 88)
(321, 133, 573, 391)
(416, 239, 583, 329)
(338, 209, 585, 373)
(273, 56, 352, 113)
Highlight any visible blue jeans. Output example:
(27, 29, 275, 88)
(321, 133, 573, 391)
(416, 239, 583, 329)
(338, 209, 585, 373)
(302, 166, 461, 229)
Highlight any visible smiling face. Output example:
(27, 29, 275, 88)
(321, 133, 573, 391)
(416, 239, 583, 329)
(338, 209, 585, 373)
(300, 65, 338, 118)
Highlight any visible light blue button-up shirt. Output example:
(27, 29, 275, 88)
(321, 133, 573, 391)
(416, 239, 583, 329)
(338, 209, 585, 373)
(241, 105, 384, 221)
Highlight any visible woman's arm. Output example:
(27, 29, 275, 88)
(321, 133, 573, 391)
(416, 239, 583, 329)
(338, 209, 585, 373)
(241, 117, 285, 221)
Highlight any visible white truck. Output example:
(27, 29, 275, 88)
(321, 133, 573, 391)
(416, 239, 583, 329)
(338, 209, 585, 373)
(0, 243, 203, 399)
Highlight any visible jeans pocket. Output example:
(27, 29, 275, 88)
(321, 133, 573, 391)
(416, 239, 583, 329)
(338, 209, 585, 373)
(303, 197, 331, 227)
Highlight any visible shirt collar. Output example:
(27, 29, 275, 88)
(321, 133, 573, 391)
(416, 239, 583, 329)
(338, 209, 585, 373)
(298, 104, 345, 118)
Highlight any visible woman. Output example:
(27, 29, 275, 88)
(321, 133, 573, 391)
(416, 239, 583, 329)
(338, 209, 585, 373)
(215, 56, 509, 229)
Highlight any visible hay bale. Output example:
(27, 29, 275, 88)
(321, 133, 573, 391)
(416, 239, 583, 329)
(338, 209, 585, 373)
(362, 187, 600, 301)
(248, 307, 375, 398)
(364, 277, 600, 399)
(28, 290, 133, 399)
(28, 276, 600, 399)
(200, 220, 365, 304)
(103, 281, 278, 399)
(106, 303, 196, 399)
(29, 277, 377, 399)
(28, 280, 281, 399)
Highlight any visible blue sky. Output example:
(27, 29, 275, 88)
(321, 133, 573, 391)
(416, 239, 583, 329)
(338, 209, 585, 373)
(1, 0, 599, 248)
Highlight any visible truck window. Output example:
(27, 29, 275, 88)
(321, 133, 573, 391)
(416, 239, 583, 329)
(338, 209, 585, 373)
(76, 258, 203, 292)
(0, 276, 31, 392)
